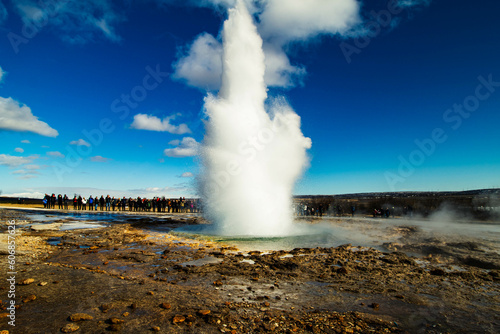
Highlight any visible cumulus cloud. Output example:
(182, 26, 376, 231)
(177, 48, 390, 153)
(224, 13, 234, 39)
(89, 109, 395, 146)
(70, 139, 91, 147)
(130, 113, 191, 134)
(90, 155, 111, 162)
(172, 33, 223, 91)
(47, 151, 65, 158)
(258, 0, 361, 43)
(14, 147, 24, 153)
(163, 137, 199, 157)
(172, 0, 361, 90)
(0, 154, 38, 167)
(13, 0, 124, 44)
(0, 97, 59, 137)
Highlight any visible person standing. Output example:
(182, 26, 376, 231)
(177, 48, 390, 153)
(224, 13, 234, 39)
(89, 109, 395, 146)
(89, 196, 94, 211)
(73, 196, 77, 210)
(77, 196, 82, 210)
(82, 197, 87, 210)
(63, 194, 68, 210)
(57, 194, 63, 209)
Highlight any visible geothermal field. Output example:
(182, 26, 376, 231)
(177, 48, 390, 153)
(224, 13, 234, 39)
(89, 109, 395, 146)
(0, 203, 499, 333)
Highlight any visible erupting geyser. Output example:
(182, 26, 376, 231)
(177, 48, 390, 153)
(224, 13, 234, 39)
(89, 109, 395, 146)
(199, 0, 311, 236)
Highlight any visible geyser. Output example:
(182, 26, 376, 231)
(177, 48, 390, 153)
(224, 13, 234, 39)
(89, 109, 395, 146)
(199, 0, 311, 236)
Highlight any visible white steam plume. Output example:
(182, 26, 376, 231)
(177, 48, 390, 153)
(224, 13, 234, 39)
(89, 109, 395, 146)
(199, 0, 311, 236)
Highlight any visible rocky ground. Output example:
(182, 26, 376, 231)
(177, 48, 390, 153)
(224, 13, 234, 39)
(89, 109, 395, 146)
(0, 208, 499, 333)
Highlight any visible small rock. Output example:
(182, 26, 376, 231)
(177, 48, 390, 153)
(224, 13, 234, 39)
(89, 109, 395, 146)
(109, 317, 125, 324)
(39, 282, 48, 286)
(151, 326, 160, 332)
(160, 303, 171, 309)
(122, 312, 129, 317)
(147, 291, 155, 295)
(172, 315, 185, 324)
(370, 303, 380, 310)
(101, 304, 111, 313)
(213, 280, 223, 286)
(130, 303, 137, 310)
(61, 323, 79, 333)
(22, 295, 36, 303)
(19, 278, 35, 285)
(69, 313, 93, 321)
(0, 330, 9, 334)
(198, 310, 211, 316)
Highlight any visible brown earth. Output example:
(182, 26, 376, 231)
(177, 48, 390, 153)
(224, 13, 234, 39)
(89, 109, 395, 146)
(0, 209, 499, 333)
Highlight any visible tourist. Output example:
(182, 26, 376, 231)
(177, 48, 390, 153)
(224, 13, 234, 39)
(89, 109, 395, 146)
(89, 196, 94, 211)
(82, 197, 87, 210)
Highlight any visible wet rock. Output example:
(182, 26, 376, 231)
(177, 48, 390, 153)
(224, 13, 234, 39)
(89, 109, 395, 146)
(19, 278, 35, 285)
(172, 315, 185, 324)
(22, 295, 36, 303)
(61, 323, 79, 333)
(109, 318, 125, 324)
(160, 303, 171, 309)
(69, 313, 93, 321)
(151, 326, 160, 332)
(198, 310, 211, 316)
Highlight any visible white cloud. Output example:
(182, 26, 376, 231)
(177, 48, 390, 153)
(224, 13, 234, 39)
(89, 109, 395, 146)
(12, 169, 40, 175)
(258, 0, 361, 43)
(397, 0, 432, 8)
(130, 113, 191, 134)
(0, 154, 37, 167)
(263, 44, 306, 88)
(172, 0, 361, 90)
(168, 139, 180, 146)
(24, 164, 41, 170)
(0, 97, 59, 137)
(90, 155, 111, 162)
(172, 33, 223, 91)
(13, 0, 124, 44)
(14, 147, 24, 153)
(70, 139, 91, 147)
(47, 151, 65, 158)
(0, 66, 5, 83)
(21, 140, 31, 144)
(163, 137, 199, 158)
(179, 172, 194, 178)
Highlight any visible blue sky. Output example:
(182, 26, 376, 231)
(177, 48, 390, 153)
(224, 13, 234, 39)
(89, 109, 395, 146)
(0, 0, 499, 198)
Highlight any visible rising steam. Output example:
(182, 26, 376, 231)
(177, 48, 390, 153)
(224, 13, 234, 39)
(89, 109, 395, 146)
(199, 0, 311, 236)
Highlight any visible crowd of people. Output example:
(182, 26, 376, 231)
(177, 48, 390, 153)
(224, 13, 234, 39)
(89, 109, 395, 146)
(42, 193, 200, 213)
